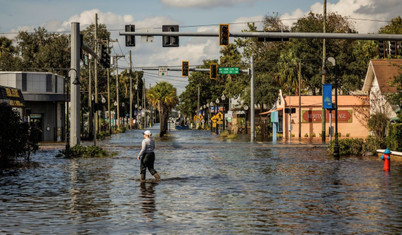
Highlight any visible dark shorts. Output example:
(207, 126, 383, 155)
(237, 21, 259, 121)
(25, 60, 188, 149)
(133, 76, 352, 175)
(140, 152, 157, 175)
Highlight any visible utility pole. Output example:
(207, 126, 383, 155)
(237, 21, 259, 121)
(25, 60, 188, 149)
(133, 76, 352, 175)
(94, 13, 98, 146)
(136, 72, 139, 128)
(143, 78, 146, 128)
(149, 83, 152, 127)
(321, 0, 327, 144)
(197, 85, 200, 126)
(129, 50, 133, 129)
(298, 62, 302, 140)
(114, 54, 125, 129)
(88, 60, 93, 140)
(107, 40, 111, 135)
(250, 56, 255, 142)
(102, 39, 118, 135)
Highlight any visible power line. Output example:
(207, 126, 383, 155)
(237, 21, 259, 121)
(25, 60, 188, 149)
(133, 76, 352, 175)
(0, 16, 395, 35)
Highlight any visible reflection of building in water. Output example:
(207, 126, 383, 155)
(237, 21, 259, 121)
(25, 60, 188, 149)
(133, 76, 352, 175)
(140, 182, 157, 221)
(0, 72, 67, 142)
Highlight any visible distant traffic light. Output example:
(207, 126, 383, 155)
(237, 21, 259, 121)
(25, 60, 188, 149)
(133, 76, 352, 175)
(182, 61, 189, 77)
(378, 40, 385, 58)
(210, 63, 218, 79)
(219, 24, 229, 46)
(100, 44, 110, 68)
(163, 25, 179, 47)
(125, 25, 135, 47)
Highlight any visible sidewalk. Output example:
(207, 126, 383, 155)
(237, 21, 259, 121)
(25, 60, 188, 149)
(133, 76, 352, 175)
(38, 142, 66, 150)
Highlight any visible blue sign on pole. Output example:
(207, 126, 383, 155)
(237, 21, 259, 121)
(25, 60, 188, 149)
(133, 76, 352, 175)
(323, 84, 333, 109)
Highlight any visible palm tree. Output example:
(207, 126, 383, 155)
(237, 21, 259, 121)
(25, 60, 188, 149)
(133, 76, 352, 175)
(146, 82, 179, 137)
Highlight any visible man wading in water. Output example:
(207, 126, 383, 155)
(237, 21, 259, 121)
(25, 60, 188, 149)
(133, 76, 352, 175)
(137, 130, 161, 181)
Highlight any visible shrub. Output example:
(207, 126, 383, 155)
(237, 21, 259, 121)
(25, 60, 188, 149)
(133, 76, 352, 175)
(117, 126, 127, 133)
(58, 145, 110, 158)
(387, 123, 402, 152)
(304, 133, 308, 137)
(328, 138, 364, 156)
(311, 133, 316, 137)
(227, 134, 238, 139)
(97, 131, 111, 140)
(368, 113, 389, 138)
(346, 133, 350, 137)
(220, 130, 229, 137)
(363, 136, 386, 155)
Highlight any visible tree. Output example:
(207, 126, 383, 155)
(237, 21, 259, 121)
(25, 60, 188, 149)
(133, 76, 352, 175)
(80, 24, 111, 112)
(0, 37, 22, 71)
(388, 66, 402, 121)
(146, 82, 179, 137)
(179, 59, 224, 118)
(236, 17, 289, 109)
(378, 16, 402, 34)
(378, 16, 402, 59)
(15, 27, 70, 74)
(290, 12, 360, 94)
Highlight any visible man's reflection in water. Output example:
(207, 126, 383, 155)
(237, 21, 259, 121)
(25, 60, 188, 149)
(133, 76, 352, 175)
(140, 182, 157, 222)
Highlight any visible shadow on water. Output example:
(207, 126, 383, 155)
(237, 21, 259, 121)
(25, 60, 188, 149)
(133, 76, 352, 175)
(2, 126, 402, 234)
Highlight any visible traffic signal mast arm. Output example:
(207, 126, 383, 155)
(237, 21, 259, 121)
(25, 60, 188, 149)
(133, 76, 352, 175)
(120, 31, 402, 41)
(141, 67, 249, 73)
(81, 43, 98, 59)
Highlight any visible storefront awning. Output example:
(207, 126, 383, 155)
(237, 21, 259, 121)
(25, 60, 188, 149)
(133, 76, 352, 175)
(259, 107, 283, 115)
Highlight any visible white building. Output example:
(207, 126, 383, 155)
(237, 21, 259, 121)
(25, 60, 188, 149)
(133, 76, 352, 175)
(0, 72, 66, 142)
(362, 59, 401, 121)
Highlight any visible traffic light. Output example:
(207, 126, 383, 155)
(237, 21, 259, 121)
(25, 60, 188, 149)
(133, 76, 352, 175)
(210, 63, 217, 79)
(182, 61, 189, 77)
(219, 24, 229, 46)
(390, 41, 397, 57)
(125, 25, 135, 47)
(378, 40, 385, 58)
(100, 44, 110, 68)
(258, 30, 290, 42)
(162, 25, 179, 47)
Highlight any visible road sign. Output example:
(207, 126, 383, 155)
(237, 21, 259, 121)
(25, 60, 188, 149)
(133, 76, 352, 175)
(218, 67, 239, 74)
(217, 112, 223, 120)
(158, 66, 168, 76)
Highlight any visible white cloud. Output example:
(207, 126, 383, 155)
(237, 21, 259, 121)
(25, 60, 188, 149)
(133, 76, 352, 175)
(161, 0, 260, 9)
(280, 0, 400, 33)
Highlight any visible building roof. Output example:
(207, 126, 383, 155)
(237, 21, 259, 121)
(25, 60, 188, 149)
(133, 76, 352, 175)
(362, 59, 401, 93)
(284, 95, 369, 107)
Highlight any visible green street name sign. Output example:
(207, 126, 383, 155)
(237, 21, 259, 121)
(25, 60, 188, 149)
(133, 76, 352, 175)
(218, 67, 239, 74)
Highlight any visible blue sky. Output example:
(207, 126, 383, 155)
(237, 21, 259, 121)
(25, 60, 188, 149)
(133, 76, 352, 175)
(1, 0, 401, 93)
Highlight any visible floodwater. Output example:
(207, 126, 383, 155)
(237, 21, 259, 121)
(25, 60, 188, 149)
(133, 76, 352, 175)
(1, 126, 402, 234)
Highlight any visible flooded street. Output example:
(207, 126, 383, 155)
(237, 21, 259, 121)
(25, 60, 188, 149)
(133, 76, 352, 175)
(1, 127, 402, 234)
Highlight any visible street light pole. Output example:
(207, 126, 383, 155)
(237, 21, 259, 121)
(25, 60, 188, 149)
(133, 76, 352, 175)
(216, 98, 220, 134)
(323, 57, 339, 159)
(221, 94, 226, 131)
(333, 62, 340, 160)
(250, 56, 255, 142)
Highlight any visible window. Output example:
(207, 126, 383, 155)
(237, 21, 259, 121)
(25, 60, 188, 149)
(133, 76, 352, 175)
(22, 73, 27, 91)
(46, 74, 52, 92)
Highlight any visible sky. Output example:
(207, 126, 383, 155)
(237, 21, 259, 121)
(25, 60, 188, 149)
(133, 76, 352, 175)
(1, 0, 401, 94)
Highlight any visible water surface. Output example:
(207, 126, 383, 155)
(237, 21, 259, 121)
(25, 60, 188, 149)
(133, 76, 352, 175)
(1, 127, 402, 234)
